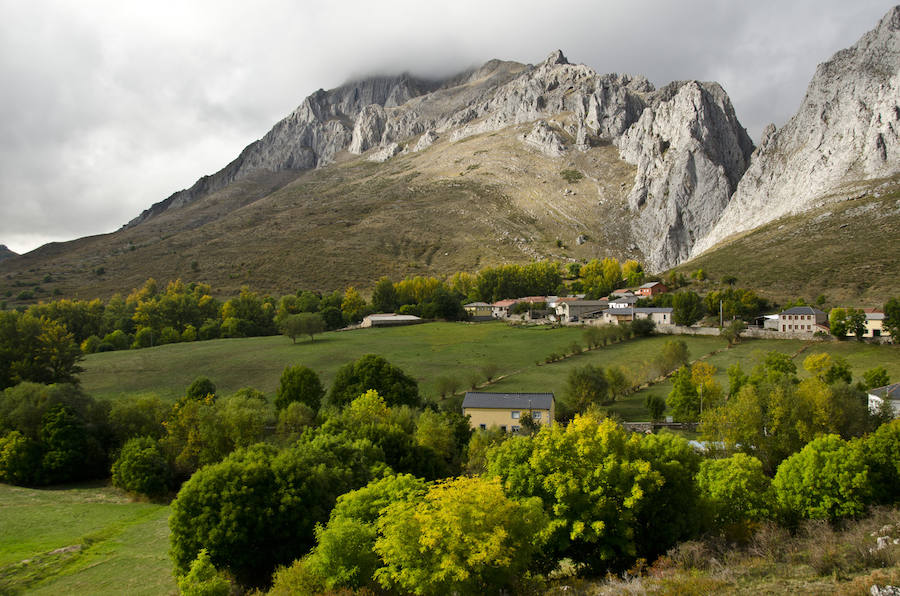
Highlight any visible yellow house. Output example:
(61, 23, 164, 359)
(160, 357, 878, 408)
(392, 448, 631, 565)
(462, 392, 555, 432)
(463, 302, 493, 320)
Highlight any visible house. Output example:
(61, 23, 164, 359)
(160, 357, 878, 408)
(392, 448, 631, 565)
(491, 299, 519, 318)
(868, 383, 900, 417)
(858, 308, 890, 338)
(556, 299, 608, 322)
(463, 302, 493, 320)
(610, 289, 635, 298)
(773, 306, 827, 333)
(602, 307, 673, 326)
(636, 281, 668, 297)
(360, 313, 423, 328)
(608, 295, 640, 309)
(462, 392, 555, 432)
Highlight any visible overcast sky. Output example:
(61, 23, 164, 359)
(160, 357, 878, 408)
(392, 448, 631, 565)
(1, 0, 896, 254)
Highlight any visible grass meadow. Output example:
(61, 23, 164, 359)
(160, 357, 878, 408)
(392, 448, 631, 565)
(0, 483, 174, 595)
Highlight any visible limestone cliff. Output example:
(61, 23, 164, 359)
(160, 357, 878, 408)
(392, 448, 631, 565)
(693, 5, 900, 257)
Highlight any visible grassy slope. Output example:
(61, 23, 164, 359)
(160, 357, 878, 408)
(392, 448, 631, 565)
(677, 180, 900, 306)
(0, 125, 636, 303)
(0, 483, 174, 595)
(79, 321, 900, 422)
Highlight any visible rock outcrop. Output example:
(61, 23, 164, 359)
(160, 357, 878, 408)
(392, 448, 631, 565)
(522, 120, 567, 157)
(617, 81, 754, 269)
(693, 5, 900, 257)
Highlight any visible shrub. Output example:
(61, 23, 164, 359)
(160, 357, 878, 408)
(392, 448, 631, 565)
(275, 365, 324, 411)
(697, 453, 772, 530)
(773, 434, 871, 521)
(177, 549, 231, 596)
(111, 436, 171, 498)
(186, 376, 217, 401)
(560, 169, 584, 183)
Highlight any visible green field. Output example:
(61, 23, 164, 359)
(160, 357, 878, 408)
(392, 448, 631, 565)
(79, 321, 900, 422)
(0, 483, 174, 595)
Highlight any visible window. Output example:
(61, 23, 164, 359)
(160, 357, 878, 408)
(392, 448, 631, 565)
(500, 425, 507, 432)
(511, 411, 520, 419)
(511, 425, 520, 433)
(479, 424, 486, 430)
(532, 411, 542, 420)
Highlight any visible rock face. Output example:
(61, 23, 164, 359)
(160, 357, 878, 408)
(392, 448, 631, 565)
(126, 49, 754, 270)
(693, 5, 900, 257)
(617, 81, 754, 269)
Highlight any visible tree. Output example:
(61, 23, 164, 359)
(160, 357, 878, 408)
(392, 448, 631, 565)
(176, 549, 231, 596)
(371, 277, 398, 313)
(565, 364, 609, 411)
(720, 319, 746, 346)
(274, 474, 428, 593)
(341, 287, 367, 323)
(487, 414, 697, 572)
(0, 430, 42, 485)
(657, 339, 689, 374)
(847, 308, 867, 340)
(275, 365, 324, 411)
(829, 307, 850, 338)
(186, 376, 216, 401)
(280, 312, 325, 343)
(863, 366, 890, 390)
(884, 297, 900, 339)
(772, 434, 870, 521)
(862, 420, 900, 505)
(328, 354, 421, 409)
(672, 291, 705, 326)
(697, 453, 772, 530)
(667, 366, 699, 422)
(111, 436, 171, 498)
(645, 394, 666, 421)
(170, 437, 381, 588)
(605, 366, 630, 401)
(374, 476, 548, 595)
(631, 317, 656, 337)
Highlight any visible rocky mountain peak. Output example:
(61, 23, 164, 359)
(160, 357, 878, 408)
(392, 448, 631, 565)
(543, 49, 569, 66)
(693, 4, 900, 257)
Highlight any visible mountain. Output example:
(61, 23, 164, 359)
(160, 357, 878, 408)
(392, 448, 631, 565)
(0, 245, 18, 263)
(126, 50, 753, 273)
(692, 5, 900, 257)
(2, 7, 898, 303)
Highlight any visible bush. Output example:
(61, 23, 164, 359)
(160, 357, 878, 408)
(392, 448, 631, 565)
(275, 365, 324, 411)
(328, 354, 420, 409)
(111, 436, 171, 498)
(177, 548, 231, 596)
(697, 453, 772, 530)
(186, 376, 217, 401)
(772, 434, 871, 521)
(560, 169, 584, 183)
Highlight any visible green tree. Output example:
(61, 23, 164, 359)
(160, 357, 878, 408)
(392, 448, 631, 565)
(645, 394, 666, 422)
(328, 354, 421, 409)
(281, 312, 326, 343)
(0, 430, 42, 485)
(667, 366, 699, 422)
(374, 476, 548, 595)
(720, 319, 746, 345)
(371, 276, 398, 313)
(170, 437, 381, 588)
(863, 366, 890, 390)
(884, 297, 900, 338)
(565, 364, 609, 411)
(275, 365, 324, 411)
(697, 453, 772, 530)
(829, 307, 850, 338)
(186, 376, 216, 401)
(672, 291, 705, 326)
(847, 308, 867, 340)
(341, 287, 367, 323)
(176, 549, 232, 596)
(657, 338, 689, 374)
(862, 420, 900, 505)
(108, 395, 169, 442)
(111, 436, 171, 498)
(772, 434, 870, 521)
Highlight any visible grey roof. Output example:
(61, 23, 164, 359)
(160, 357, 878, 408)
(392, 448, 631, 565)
(610, 295, 640, 304)
(639, 281, 663, 288)
(870, 383, 900, 400)
(464, 302, 491, 307)
(462, 392, 554, 410)
(779, 306, 825, 316)
(565, 299, 608, 306)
